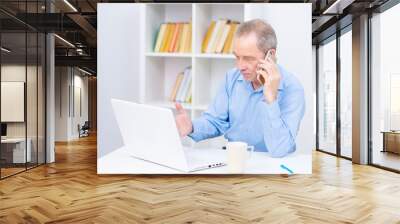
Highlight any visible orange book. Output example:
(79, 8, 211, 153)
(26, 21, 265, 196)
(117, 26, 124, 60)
(169, 23, 180, 52)
(173, 23, 183, 52)
(160, 23, 171, 52)
(201, 21, 216, 53)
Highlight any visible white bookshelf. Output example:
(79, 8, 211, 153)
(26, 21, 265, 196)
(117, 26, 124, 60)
(141, 3, 245, 148)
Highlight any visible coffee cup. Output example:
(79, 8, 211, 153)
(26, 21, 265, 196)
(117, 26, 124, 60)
(226, 141, 254, 173)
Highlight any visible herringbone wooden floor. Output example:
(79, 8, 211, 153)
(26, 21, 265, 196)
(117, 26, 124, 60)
(1, 134, 400, 224)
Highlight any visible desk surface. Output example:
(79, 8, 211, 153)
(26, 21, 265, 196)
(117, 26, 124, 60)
(98, 146, 312, 174)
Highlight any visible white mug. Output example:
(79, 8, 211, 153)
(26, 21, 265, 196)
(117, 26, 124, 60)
(226, 141, 254, 173)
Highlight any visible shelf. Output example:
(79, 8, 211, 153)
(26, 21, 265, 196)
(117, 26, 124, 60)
(145, 52, 192, 58)
(145, 52, 235, 59)
(195, 53, 235, 59)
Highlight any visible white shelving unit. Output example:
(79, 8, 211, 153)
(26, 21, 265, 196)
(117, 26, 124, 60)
(140, 3, 246, 148)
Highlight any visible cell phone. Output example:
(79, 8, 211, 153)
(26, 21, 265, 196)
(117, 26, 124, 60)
(257, 50, 272, 85)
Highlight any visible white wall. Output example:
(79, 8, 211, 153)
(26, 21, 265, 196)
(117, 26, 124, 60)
(55, 67, 89, 141)
(72, 73, 89, 137)
(97, 4, 143, 158)
(55, 67, 69, 141)
(74, 69, 88, 140)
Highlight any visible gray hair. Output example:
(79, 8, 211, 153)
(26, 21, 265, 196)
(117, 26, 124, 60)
(235, 19, 277, 53)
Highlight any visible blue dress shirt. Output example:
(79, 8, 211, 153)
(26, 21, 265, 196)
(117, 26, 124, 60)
(188, 65, 305, 158)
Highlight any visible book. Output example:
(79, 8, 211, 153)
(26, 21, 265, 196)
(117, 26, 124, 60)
(160, 23, 171, 52)
(169, 23, 180, 52)
(154, 23, 166, 52)
(175, 67, 191, 102)
(222, 23, 233, 54)
(228, 27, 237, 53)
(216, 22, 231, 53)
(201, 20, 216, 53)
(178, 69, 192, 102)
(185, 83, 192, 103)
(173, 23, 183, 52)
(175, 68, 187, 101)
(223, 22, 239, 54)
(178, 23, 187, 53)
(185, 22, 192, 52)
(206, 19, 226, 53)
(212, 20, 228, 53)
(164, 23, 176, 52)
(179, 23, 188, 53)
(169, 72, 184, 101)
(152, 26, 159, 53)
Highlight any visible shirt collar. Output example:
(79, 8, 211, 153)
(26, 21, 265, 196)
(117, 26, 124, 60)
(237, 67, 284, 92)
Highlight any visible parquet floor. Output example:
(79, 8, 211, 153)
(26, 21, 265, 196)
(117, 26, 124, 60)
(1, 167, 26, 178)
(1, 134, 400, 223)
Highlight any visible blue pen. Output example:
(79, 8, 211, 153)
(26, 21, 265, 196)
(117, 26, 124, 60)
(280, 164, 294, 174)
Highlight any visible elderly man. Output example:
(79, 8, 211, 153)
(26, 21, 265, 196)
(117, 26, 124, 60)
(175, 19, 305, 158)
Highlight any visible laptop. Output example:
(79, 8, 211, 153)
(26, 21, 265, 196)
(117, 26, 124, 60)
(111, 98, 226, 173)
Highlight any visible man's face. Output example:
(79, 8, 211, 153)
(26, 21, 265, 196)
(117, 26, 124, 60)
(233, 32, 265, 82)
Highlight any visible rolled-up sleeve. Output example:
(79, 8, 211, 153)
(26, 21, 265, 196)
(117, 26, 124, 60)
(258, 86, 305, 158)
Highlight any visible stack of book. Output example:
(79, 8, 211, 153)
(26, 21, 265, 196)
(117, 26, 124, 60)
(201, 19, 240, 54)
(169, 66, 192, 103)
(154, 22, 192, 53)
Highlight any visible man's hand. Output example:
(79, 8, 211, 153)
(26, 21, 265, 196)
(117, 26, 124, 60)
(175, 102, 193, 137)
(256, 55, 281, 104)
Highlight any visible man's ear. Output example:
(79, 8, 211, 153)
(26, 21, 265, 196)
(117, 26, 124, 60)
(270, 49, 277, 62)
(269, 49, 276, 56)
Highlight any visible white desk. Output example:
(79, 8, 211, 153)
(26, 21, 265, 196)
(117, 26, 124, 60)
(98, 146, 312, 174)
(1, 138, 32, 163)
